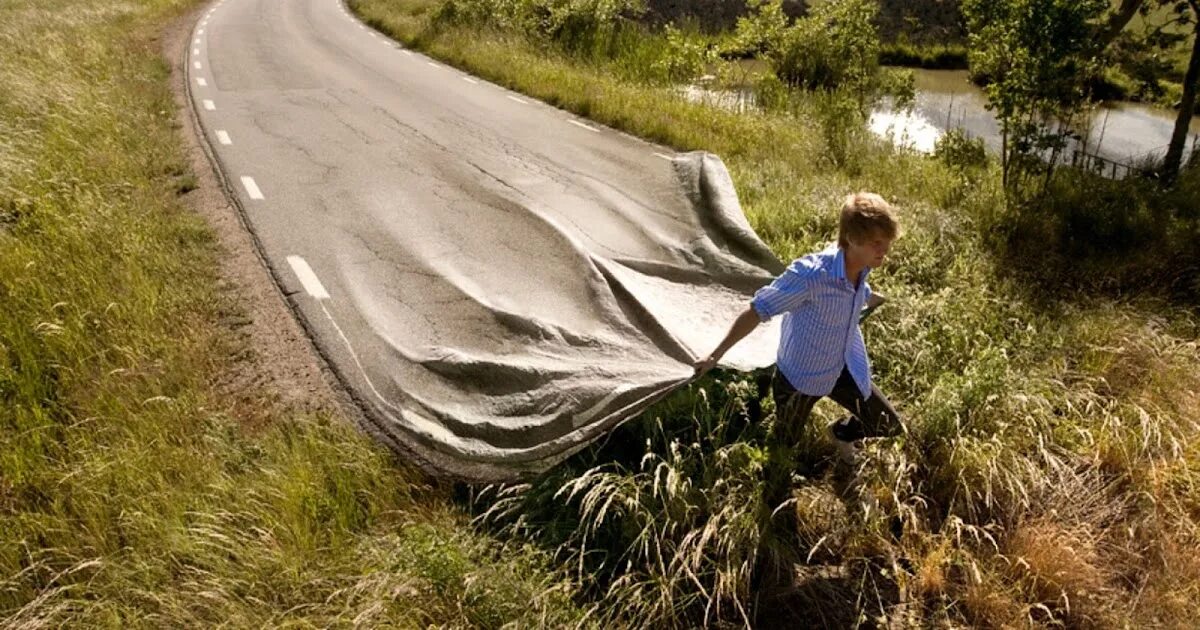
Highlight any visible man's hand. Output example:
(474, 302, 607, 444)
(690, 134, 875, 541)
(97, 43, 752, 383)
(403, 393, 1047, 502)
(693, 306, 763, 379)
(693, 353, 721, 378)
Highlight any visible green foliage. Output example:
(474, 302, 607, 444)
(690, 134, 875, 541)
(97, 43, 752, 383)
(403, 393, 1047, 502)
(808, 89, 873, 171)
(737, 0, 883, 102)
(730, 0, 789, 57)
(934, 128, 988, 170)
(961, 0, 1109, 198)
(433, 0, 647, 59)
(651, 24, 716, 83)
(878, 40, 969, 69)
(996, 165, 1200, 299)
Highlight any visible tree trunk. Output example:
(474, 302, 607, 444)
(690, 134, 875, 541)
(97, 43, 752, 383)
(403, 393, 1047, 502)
(1097, 0, 1146, 48)
(1162, 5, 1200, 183)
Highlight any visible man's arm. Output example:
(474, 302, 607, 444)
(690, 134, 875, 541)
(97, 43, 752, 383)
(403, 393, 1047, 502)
(860, 291, 886, 323)
(693, 305, 763, 377)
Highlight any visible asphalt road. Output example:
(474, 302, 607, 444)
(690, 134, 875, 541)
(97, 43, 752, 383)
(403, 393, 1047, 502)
(186, 0, 781, 479)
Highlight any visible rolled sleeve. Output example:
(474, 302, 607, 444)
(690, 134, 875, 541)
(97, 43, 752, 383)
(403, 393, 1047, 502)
(751, 265, 811, 321)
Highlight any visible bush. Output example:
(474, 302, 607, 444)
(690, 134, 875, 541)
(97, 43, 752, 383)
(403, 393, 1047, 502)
(934, 129, 988, 170)
(994, 166, 1200, 298)
(434, 0, 647, 58)
(773, 0, 880, 97)
(808, 89, 872, 171)
(878, 41, 969, 69)
(650, 24, 715, 83)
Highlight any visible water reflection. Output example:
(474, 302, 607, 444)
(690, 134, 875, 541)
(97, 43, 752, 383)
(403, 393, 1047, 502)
(681, 67, 1199, 166)
(882, 70, 1200, 164)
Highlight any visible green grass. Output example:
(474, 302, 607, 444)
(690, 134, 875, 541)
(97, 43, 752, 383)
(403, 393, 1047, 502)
(879, 40, 969, 70)
(352, 0, 1200, 625)
(0, 0, 588, 626)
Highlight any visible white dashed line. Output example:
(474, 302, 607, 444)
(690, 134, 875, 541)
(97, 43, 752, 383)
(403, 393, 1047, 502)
(462, 77, 478, 84)
(402, 50, 413, 56)
(202, 99, 215, 110)
(568, 119, 599, 133)
(653, 152, 673, 161)
(194, 38, 200, 44)
(240, 176, 264, 200)
(196, 77, 207, 87)
(216, 130, 232, 145)
(193, 48, 199, 55)
(198, 28, 204, 34)
(287, 255, 330, 300)
(194, 61, 202, 69)
(506, 95, 527, 105)
(427, 61, 440, 68)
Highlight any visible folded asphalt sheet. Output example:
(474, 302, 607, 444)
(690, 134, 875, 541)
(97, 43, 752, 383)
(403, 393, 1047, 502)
(353, 151, 784, 481)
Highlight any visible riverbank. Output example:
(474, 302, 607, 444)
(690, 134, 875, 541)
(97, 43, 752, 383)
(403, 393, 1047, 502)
(0, 0, 587, 625)
(880, 40, 968, 69)
(877, 43, 1185, 110)
(354, 0, 1200, 625)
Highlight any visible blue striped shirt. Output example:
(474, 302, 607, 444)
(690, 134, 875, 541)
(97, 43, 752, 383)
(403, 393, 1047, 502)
(750, 245, 873, 399)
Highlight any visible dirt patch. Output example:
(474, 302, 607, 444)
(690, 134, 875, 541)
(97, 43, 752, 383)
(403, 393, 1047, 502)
(159, 3, 351, 426)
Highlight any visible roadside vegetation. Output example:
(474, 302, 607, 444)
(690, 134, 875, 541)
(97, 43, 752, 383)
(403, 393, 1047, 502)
(0, 0, 588, 626)
(5, 0, 1197, 626)
(354, 0, 1200, 626)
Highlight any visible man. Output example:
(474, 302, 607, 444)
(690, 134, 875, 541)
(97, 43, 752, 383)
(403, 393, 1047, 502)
(694, 192, 903, 501)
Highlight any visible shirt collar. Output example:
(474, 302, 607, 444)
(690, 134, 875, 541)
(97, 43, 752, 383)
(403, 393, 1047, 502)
(829, 245, 846, 281)
(830, 245, 870, 287)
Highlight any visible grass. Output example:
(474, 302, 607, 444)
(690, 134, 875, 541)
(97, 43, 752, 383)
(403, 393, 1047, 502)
(879, 40, 969, 70)
(0, 0, 588, 625)
(351, 0, 1200, 626)
(5, 0, 1196, 625)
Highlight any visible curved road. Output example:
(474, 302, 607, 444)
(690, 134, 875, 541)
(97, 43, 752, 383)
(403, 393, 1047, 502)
(186, 0, 782, 480)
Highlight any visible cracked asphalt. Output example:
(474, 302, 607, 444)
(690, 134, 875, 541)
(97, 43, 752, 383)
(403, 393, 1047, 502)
(187, 0, 783, 480)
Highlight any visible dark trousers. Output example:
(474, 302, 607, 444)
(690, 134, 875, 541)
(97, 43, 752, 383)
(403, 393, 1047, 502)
(771, 365, 902, 444)
(763, 366, 902, 510)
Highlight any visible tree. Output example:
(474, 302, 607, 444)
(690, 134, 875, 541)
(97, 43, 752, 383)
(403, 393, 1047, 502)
(1088, 0, 1199, 183)
(962, 0, 1109, 199)
(1098, 0, 1151, 46)
(1161, 0, 1200, 183)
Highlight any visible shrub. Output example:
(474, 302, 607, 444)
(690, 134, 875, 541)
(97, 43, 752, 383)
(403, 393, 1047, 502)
(650, 24, 715, 83)
(433, 0, 647, 58)
(764, 0, 881, 100)
(934, 129, 988, 170)
(993, 166, 1200, 298)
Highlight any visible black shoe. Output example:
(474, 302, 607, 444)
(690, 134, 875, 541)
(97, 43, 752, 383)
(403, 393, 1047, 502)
(828, 419, 864, 466)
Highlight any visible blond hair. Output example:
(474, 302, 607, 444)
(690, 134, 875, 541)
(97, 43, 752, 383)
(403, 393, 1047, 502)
(838, 192, 898, 249)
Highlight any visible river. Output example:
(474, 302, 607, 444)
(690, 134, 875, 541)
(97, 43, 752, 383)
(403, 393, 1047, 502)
(684, 67, 1200, 169)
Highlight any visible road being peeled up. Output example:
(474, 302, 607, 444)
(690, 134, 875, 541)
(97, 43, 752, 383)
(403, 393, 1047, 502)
(188, 0, 783, 480)
(313, 150, 784, 481)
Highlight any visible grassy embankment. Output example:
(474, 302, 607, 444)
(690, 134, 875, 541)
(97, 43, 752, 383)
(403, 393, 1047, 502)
(0, 0, 588, 626)
(353, 0, 1200, 626)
